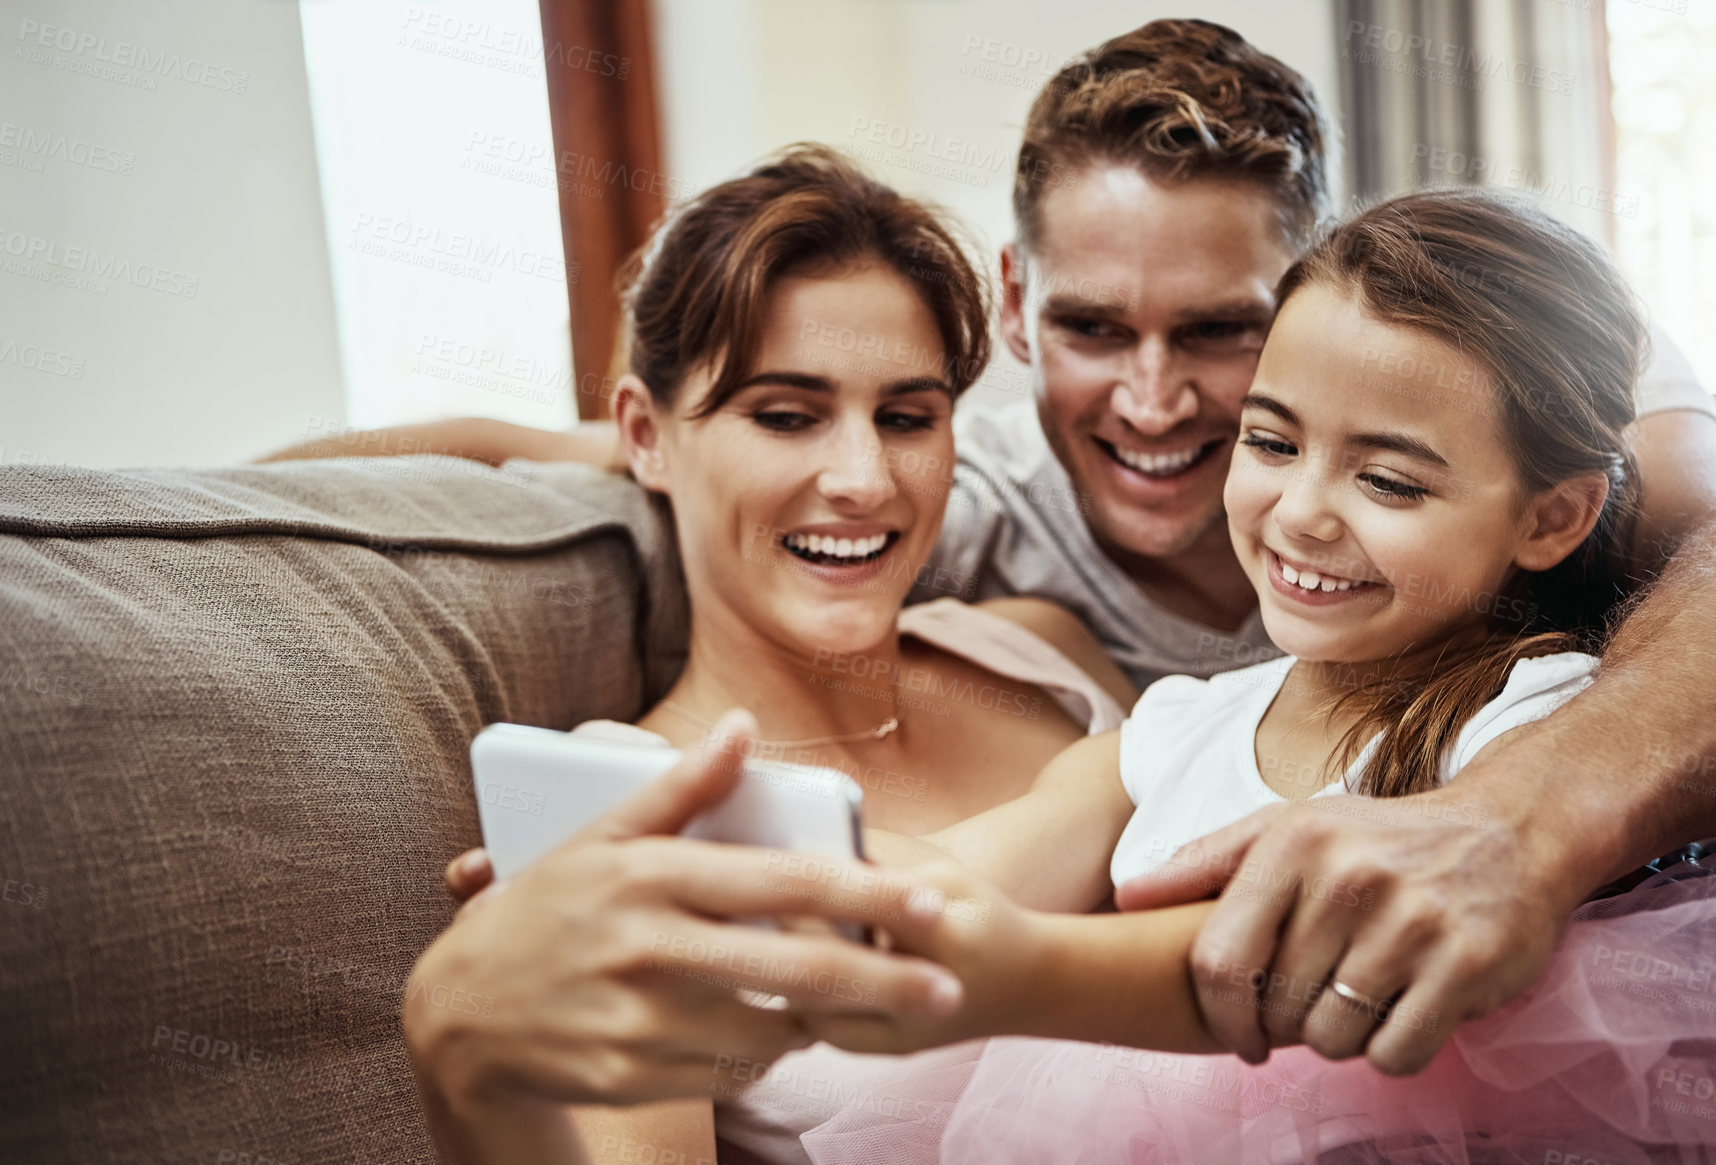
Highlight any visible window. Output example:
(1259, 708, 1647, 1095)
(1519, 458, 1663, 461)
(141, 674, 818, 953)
(1608, 0, 1716, 395)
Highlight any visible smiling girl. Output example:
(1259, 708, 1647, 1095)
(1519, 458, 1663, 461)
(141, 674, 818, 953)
(798, 190, 1716, 1160)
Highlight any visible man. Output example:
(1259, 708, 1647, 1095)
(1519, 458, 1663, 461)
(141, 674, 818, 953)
(284, 20, 1716, 1077)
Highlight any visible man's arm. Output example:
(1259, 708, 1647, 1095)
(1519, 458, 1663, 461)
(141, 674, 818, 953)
(257, 417, 621, 469)
(1627, 410, 1716, 566)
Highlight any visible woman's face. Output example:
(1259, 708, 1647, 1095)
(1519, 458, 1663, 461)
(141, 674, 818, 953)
(628, 259, 957, 661)
(1224, 281, 1574, 669)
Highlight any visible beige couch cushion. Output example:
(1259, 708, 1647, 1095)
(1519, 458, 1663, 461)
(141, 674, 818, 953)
(0, 457, 685, 1163)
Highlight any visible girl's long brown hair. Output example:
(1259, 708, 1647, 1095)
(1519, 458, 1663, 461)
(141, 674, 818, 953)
(1276, 190, 1645, 799)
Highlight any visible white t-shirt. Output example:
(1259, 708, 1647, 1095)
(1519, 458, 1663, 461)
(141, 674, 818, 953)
(1108, 652, 1601, 886)
(918, 325, 1711, 692)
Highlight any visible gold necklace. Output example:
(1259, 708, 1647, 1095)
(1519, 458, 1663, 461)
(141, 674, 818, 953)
(659, 699, 900, 749)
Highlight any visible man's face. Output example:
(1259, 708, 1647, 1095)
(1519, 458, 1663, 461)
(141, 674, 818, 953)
(1002, 164, 1297, 567)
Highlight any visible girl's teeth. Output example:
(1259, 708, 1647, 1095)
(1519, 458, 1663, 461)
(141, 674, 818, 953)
(1277, 553, 1362, 593)
(835, 538, 853, 557)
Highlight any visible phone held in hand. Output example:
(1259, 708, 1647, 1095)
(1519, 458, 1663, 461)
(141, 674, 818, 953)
(469, 723, 869, 940)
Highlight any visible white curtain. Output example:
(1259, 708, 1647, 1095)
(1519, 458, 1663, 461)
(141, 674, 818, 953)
(1333, 0, 1619, 246)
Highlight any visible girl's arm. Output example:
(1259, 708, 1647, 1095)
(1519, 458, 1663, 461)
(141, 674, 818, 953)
(416, 1088, 589, 1165)
(809, 863, 1221, 1056)
(865, 730, 1135, 913)
(570, 1101, 716, 1165)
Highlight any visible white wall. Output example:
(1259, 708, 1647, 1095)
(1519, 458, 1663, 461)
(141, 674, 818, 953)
(0, 0, 344, 468)
(0, 1, 1344, 466)
(298, 0, 574, 435)
(652, 0, 1341, 410)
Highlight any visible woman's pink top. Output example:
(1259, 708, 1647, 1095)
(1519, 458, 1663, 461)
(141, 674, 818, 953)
(573, 597, 1126, 1165)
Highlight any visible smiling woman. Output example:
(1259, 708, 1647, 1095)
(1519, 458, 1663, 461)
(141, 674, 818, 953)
(402, 145, 1145, 1165)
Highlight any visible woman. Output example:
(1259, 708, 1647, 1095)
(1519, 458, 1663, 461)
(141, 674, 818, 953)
(405, 145, 1143, 1163)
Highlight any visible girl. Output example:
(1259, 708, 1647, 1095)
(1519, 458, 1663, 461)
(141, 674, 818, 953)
(796, 190, 1716, 1160)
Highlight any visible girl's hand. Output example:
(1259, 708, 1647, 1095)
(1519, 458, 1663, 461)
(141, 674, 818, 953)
(801, 861, 1054, 1055)
(406, 712, 966, 1122)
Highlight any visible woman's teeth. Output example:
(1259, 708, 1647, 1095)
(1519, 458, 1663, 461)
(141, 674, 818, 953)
(1111, 443, 1203, 476)
(1279, 560, 1362, 593)
(783, 532, 891, 563)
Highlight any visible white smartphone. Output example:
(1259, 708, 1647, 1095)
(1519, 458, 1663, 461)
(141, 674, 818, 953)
(469, 722, 867, 883)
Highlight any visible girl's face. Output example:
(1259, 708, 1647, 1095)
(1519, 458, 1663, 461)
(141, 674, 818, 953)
(1224, 281, 1599, 669)
(620, 259, 957, 661)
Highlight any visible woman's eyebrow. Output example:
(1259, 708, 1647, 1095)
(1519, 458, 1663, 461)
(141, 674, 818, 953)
(733, 371, 833, 392)
(882, 376, 955, 397)
(734, 372, 953, 397)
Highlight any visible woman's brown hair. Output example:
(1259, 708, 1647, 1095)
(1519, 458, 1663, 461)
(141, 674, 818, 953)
(1014, 18, 1331, 252)
(1275, 189, 1645, 799)
(622, 143, 991, 415)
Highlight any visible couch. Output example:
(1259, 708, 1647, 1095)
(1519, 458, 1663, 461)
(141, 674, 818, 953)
(0, 456, 686, 1163)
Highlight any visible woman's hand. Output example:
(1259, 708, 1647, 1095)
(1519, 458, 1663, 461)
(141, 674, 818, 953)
(406, 711, 967, 1140)
(443, 847, 493, 903)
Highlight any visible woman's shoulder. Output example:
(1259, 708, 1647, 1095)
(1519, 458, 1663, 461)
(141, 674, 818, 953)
(968, 596, 1137, 706)
(900, 597, 1137, 728)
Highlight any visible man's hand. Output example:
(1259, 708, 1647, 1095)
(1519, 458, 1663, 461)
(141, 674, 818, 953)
(1115, 788, 1581, 1076)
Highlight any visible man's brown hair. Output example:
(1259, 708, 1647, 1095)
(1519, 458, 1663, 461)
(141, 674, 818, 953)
(1014, 18, 1331, 249)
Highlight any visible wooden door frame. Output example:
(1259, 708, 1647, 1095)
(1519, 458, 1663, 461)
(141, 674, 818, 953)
(538, 0, 665, 420)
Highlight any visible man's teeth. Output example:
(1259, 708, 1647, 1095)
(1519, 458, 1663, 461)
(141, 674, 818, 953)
(1112, 444, 1202, 476)
(783, 532, 890, 560)
(1278, 560, 1361, 593)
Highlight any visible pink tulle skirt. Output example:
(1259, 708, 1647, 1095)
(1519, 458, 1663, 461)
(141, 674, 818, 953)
(802, 862, 1716, 1164)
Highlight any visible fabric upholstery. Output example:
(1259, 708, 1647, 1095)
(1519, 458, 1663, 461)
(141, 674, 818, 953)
(0, 456, 685, 1164)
